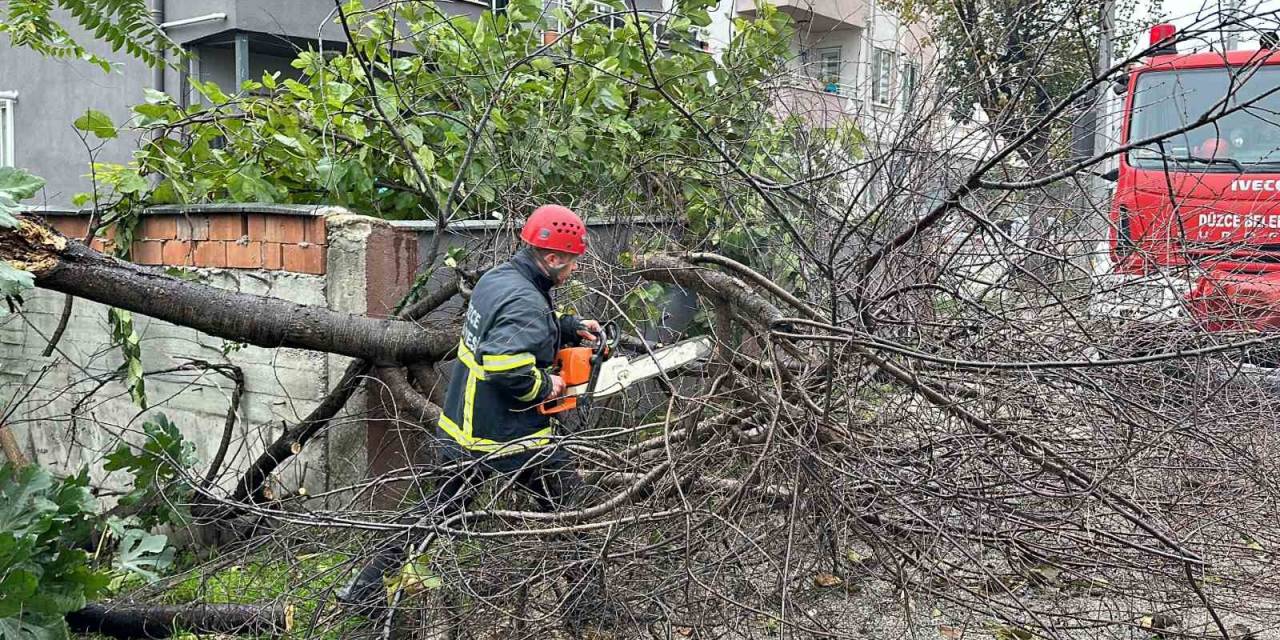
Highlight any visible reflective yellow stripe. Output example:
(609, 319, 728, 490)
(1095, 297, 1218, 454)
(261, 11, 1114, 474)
(516, 369, 543, 402)
(481, 352, 536, 371)
(438, 414, 554, 453)
(464, 366, 478, 437)
(457, 342, 487, 381)
(443, 341, 552, 454)
(457, 340, 537, 376)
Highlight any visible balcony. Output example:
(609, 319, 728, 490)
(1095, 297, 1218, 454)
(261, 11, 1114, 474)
(734, 0, 868, 32)
(771, 73, 860, 129)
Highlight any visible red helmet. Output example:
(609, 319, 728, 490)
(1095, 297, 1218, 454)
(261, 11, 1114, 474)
(521, 204, 587, 255)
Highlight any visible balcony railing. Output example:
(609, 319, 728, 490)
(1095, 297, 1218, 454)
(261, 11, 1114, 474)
(734, 0, 869, 31)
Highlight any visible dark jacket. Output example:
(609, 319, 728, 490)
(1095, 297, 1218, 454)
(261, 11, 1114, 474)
(437, 248, 584, 462)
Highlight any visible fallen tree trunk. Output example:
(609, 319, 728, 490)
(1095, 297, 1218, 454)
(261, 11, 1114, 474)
(1, 217, 454, 365)
(228, 279, 459, 506)
(65, 602, 291, 639)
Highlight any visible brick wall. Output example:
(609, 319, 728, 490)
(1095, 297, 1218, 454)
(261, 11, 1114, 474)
(2, 206, 419, 510)
(43, 209, 328, 275)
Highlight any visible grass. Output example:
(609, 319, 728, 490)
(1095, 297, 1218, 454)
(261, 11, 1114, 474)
(155, 550, 364, 640)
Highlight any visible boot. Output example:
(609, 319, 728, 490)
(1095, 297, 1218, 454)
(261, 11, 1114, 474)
(336, 545, 406, 615)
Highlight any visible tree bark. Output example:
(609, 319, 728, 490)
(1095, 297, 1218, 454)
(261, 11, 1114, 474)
(65, 602, 290, 639)
(0, 421, 27, 467)
(2, 217, 455, 364)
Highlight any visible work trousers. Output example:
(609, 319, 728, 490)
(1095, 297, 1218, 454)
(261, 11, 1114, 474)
(339, 452, 582, 606)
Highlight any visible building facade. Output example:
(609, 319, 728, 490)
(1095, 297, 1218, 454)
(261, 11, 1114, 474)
(714, 0, 935, 135)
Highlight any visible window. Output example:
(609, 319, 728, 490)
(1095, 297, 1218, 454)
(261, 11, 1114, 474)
(1128, 67, 1280, 170)
(901, 60, 919, 109)
(816, 47, 842, 92)
(800, 47, 843, 93)
(0, 95, 12, 167)
(871, 47, 894, 105)
(575, 0, 626, 30)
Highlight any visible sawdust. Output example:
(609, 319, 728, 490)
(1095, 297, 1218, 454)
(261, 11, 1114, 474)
(0, 217, 66, 275)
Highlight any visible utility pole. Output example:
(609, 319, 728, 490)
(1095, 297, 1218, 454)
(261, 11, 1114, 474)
(1093, 0, 1114, 186)
(1082, 0, 1115, 277)
(1225, 0, 1243, 51)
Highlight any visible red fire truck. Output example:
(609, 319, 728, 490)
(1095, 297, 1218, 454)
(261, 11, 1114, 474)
(1107, 23, 1280, 331)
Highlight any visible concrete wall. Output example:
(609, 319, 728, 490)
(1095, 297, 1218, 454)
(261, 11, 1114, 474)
(2, 204, 708, 508)
(0, 205, 417, 505)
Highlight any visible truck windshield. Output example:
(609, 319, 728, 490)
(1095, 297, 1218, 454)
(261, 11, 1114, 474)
(1128, 66, 1280, 172)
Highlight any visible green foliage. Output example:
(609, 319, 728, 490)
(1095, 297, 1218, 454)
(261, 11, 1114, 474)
(0, 264, 34, 299)
(95, 0, 797, 232)
(107, 522, 173, 582)
(0, 463, 181, 639)
(106, 309, 146, 409)
(0, 167, 46, 314)
(621, 282, 667, 328)
(72, 110, 117, 140)
(103, 413, 197, 527)
(0, 168, 45, 229)
(0, 0, 177, 72)
(0, 465, 108, 640)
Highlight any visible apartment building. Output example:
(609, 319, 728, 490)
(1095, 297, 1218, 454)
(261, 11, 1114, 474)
(716, 0, 934, 135)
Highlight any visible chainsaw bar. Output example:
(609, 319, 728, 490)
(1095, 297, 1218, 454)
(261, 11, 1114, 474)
(590, 336, 712, 398)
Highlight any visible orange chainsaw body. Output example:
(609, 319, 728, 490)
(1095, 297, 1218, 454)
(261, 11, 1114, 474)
(537, 346, 594, 414)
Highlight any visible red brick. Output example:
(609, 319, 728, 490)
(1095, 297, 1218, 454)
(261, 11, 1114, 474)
(264, 215, 306, 243)
(303, 216, 327, 245)
(193, 241, 227, 268)
(49, 217, 89, 239)
(132, 240, 164, 265)
(227, 240, 264, 269)
(282, 243, 325, 274)
(162, 240, 193, 266)
(209, 214, 246, 241)
(139, 216, 178, 240)
(176, 216, 209, 241)
(89, 238, 115, 254)
(247, 214, 267, 240)
(261, 242, 283, 270)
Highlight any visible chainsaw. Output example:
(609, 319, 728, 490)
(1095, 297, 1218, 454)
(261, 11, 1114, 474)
(538, 321, 712, 415)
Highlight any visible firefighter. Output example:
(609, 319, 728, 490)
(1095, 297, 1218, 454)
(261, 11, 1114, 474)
(337, 204, 602, 613)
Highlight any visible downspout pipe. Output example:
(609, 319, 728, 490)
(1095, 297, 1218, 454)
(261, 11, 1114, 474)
(152, 0, 165, 93)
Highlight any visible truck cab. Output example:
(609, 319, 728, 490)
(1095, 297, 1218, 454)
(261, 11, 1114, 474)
(1107, 24, 1280, 331)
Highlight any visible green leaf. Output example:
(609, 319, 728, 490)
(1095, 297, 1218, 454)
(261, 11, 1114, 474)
(113, 529, 173, 582)
(72, 109, 117, 139)
(0, 195, 19, 229)
(272, 134, 305, 154)
(0, 261, 34, 300)
(284, 79, 313, 100)
(116, 172, 148, 195)
(0, 167, 46, 202)
(0, 614, 69, 640)
(142, 88, 174, 105)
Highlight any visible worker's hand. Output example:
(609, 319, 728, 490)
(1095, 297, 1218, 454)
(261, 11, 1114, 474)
(577, 319, 602, 344)
(549, 374, 567, 398)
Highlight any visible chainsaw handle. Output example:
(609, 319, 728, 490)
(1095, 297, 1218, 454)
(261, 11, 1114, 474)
(538, 394, 577, 415)
(592, 321, 619, 359)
